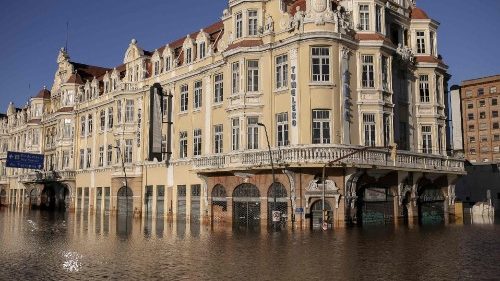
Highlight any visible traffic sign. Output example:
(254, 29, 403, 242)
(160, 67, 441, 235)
(6, 151, 44, 170)
(272, 211, 281, 222)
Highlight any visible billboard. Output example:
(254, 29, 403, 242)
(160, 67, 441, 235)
(6, 151, 44, 170)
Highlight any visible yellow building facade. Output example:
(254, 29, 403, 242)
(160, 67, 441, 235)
(0, 0, 464, 228)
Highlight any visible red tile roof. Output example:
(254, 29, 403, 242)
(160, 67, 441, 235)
(70, 62, 111, 82)
(66, 73, 84, 85)
(355, 33, 395, 47)
(35, 88, 51, 99)
(415, 55, 448, 67)
(411, 7, 430, 20)
(56, 107, 74, 113)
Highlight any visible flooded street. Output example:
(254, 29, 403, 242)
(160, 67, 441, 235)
(0, 208, 499, 280)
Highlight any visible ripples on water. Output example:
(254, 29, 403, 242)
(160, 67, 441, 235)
(0, 207, 499, 281)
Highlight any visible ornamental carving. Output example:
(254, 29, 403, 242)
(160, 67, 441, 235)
(307, 179, 339, 192)
(396, 44, 415, 63)
(312, 0, 327, 13)
(305, 0, 335, 25)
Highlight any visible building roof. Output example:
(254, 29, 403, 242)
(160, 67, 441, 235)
(415, 55, 448, 68)
(70, 62, 111, 82)
(66, 72, 84, 85)
(462, 74, 500, 87)
(226, 40, 263, 51)
(355, 33, 395, 47)
(35, 88, 51, 99)
(411, 7, 430, 20)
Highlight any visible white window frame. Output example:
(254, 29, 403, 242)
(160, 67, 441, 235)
(232, 118, 240, 151)
(312, 110, 331, 144)
(362, 55, 375, 88)
(276, 54, 288, 89)
(311, 47, 330, 82)
(214, 124, 223, 154)
(125, 99, 134, 123)
(359, 4, 370, 31)
(193, 129, 202, 156)
(180, 84, 189, 112)
(247, 60, 259, 92)
(421, 125, 433, 154)
(416, 31, 426, 54)
(276, 112, 289, 147)
(179, 131, 188, 158)
(232, 62, 240, 95)
(194, 80, 203, 109)
(124, 139, 133, 163)
(248, 10, 258, 36)
(247, 117, 259, 150)
(363, 113, 376, 147)
(235, 12, 243, 38)
(214, 73, 224, 103)
(419, 75, 430, 103)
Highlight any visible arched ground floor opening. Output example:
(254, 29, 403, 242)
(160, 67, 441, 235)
(418, 185, 446, 225)
(267, 182, 288, 230)
(233, 183, 261, 230)
(310, 200, 333, 230)
(39, 183, 70, 211)
(0, 189, 6, 206)
(211, 184, 228, 223)
(356, 185, 395, 225)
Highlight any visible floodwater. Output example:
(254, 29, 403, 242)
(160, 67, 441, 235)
(0, 208, 499, 281)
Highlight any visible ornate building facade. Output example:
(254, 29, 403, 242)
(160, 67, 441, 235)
(0, 0, 464, 228)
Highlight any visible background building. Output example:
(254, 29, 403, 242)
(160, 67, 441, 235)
(0, 0, 464, 228)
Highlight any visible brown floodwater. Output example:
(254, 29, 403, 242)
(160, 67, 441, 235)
(0, 207, 498, 280)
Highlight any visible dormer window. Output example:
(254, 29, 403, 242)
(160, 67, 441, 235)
(235, 12, 243, 38)
(154, 60, 160, 76)
(359, 5, 370, 31)
(199, 42, 206, 59)
(248, 10, 258, 36)
(104, 81, 109, 93)
(165, 56, 171, 71)
(186, 48, 193, 64)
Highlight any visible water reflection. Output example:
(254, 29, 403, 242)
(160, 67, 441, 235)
(0, 207, 499, 280)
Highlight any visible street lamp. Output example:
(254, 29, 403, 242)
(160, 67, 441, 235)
(257, 122, 279, 231)
(114, 145, 129, 213)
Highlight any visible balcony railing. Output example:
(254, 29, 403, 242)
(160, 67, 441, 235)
(192, 145, 465, 173)
(19, 170, 76, 183)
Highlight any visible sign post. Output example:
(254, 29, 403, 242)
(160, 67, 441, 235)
(6, 151, 44, 170)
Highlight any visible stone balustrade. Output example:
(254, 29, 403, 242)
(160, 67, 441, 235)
(18, 170, 76, 183)
(191, 144, 465, 173)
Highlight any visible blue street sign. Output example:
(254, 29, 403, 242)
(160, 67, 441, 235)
(6, 151, 44, 170)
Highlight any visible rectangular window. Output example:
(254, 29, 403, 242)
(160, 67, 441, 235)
(247, 60, 259, 92)
(115, 140, 120, 164)
(199, 42, 206, 59)
(79, 149, 84, 169)
(481, 136, 488, 143)
(493, 98, 498, 106)
(247, 117, 259, 149)
(214, 73, 224, 103)
(125, 99, 134, 122)
(179, 131, 188, 158)
(194, 80, 202, 109)
(232, 118, 240, 151)
(276, 54, 288, 89)
(186, 48, 192, 64)
(422, 125, 432, 154)
(236, 12, 243, 38)
(468, 124, 475, 131)
(63, 119, 72, 139)
(465, 90, 473, 98)
(276, 112, 289, 147)
(375, 5, 382, 33)
(467, 103, 473, 109)
(311, 47, 330, 82)
(478, 88, 484, 96)
(98, 146, 104, 167)
(469, 136, 476, 143)
(108, 107, 114, 129)
(161, 135, 167, 161)
(419, 75, 430, 103)
(86, 148, 92, 168)
(87, 114, 93, 135)
(491, 87, 498, 94)
(479, 100, 486, 107)
(214, 124, 223, 154)
(494, 135, 500, 141)
(100, 110, 106, 131)
(480, 112, 486, 119)
(193, 129, 202, 156)
(468, 113, 474, 120)
(248, 10, 258, 36)
(494, 123, 499, 130)
(430, 32, 435, 55)
(384, 114, 391, 147)
(165, 56, 171, 71)
(363, 114, 376, 147)
(381, 56, 389, 91)
(124, 139, 133, 163)
(493, 111, 499, 118)
(436, 75, 442, 104)
(117, 100, 122, 124)
(359, 5, 370, 31)
(63, 151, 70, 169)
(107, 145, 113, 166)
(417, 31, 426, 54)
(154, 61, 160, 76)
(470, 148, 476, 155)
(180, 84, 189, 112)
(232, 62, 240, 95)
(362, 55, 375, 88)
(312, 110, 331, 144)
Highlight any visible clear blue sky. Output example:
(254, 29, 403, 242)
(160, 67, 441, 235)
(0, 0, 498, 110)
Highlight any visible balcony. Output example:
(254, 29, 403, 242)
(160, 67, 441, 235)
(112, 164, 142, 178)
(19, 170, 76, 183)
(192, 145, 465, 174)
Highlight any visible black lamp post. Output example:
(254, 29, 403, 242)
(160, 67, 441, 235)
(257, 122, 279, 231)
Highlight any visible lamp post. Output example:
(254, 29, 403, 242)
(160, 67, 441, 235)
(257, 122, 278, 231)
(114, 145, 129, 214)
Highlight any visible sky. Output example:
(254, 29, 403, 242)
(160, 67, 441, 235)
(0, 0, 499, 110)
